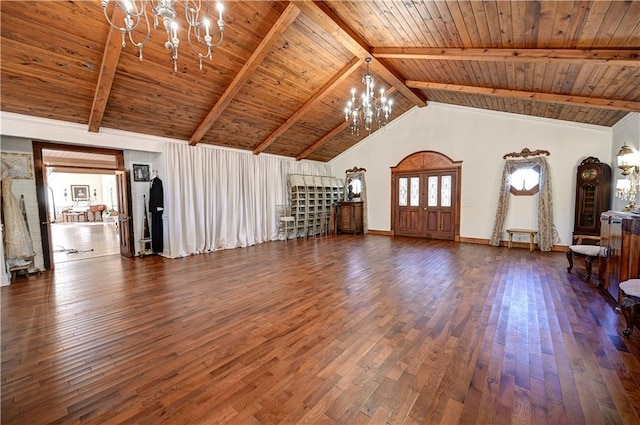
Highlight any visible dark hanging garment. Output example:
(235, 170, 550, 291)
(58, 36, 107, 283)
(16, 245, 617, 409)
(149, 176, 164, 253)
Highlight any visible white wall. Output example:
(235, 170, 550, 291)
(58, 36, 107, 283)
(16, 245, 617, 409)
(611, 113, 640, 212)
(125, 150, 163, 255)
(329, 103, 615, 246)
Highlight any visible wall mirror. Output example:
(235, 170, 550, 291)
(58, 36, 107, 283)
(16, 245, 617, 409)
(345, 166, 366, 202)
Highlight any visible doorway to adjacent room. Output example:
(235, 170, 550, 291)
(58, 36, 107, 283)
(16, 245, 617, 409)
(47, 169, 120, 264)
(32, 142, 133, 270)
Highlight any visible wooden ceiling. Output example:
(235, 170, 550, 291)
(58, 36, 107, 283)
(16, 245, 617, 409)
(1, 1, 639, 162)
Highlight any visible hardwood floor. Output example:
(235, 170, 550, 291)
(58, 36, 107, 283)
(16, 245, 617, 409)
(2, 236, 640, 424)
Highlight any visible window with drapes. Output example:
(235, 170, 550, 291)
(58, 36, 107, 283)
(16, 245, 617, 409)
(489, 149, 558, 251)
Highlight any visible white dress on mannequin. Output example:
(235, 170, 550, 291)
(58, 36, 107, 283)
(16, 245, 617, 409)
(1, 161, 34, 266)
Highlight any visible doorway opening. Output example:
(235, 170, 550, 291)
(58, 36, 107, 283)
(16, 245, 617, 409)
(32, 142, 133, 271)
(391, 151, 462, 241)
(47, 168, 120, 264)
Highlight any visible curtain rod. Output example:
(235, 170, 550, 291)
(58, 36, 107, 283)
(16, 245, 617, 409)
(503, 148, 551, 159)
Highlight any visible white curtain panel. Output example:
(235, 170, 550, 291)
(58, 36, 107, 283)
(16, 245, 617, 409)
(164, 143, 330, 258)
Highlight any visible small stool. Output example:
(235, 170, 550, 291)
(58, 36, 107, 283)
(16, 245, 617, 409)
(506, 229, 538, 252)
(566, 244, 603, 281)
(619, 279, 640, 337)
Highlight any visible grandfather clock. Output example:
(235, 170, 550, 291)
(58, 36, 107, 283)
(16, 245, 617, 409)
(574, 157, 611, 237)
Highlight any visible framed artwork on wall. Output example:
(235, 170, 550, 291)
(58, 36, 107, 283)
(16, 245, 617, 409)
(0, 152, 34, 179)
(71, 185, 90, 201)
(133, 163, 150, 182)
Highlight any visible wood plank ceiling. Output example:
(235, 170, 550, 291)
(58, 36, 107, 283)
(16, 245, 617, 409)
(1, 1, 639, 163)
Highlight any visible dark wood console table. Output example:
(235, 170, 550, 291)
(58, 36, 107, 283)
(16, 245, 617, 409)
(599, 212, 640, 304)
(336, 202, 363, 234)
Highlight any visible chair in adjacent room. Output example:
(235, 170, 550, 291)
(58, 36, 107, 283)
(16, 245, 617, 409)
(276, 205, 296, 241)
(566, 235, 604, 282)
(620, 279, 640, 337)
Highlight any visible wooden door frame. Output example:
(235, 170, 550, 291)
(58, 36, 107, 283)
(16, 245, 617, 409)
(390, 151, 462, 241)
(32, 141, 128, 270)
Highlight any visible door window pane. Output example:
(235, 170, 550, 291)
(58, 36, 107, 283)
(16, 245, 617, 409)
(410, 177, 419, 206)
(428, 176, 438, 206)
(441, 175, 452, 207)
(399, 178, 407, 206)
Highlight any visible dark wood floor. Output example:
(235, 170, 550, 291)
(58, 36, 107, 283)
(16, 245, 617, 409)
(2, 235, 640, 424)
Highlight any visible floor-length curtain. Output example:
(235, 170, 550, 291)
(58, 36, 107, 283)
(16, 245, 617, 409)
(489, 157, 557, 251)
(164, 143, 330, 258)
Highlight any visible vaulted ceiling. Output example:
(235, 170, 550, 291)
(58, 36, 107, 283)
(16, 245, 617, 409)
(1, 1, 639, 162)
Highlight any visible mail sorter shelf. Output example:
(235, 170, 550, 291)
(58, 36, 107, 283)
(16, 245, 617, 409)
(288, 174, 344, 237)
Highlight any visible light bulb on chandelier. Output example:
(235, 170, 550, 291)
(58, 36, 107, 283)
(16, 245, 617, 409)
(615, 143, 640, 212)
(344, 58, 393, 136)
(101, 0, 225, 73)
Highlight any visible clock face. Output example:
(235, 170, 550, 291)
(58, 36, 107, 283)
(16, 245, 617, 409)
(581, 167, 599, 182)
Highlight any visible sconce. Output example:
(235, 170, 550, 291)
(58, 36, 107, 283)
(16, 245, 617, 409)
(93, 189, 97, 201)
(615, 144, 640, 212)
(63, 188, 68, 202)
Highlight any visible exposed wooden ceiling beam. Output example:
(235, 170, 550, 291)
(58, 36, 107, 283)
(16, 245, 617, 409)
(296, 87, 398, 161)
(373, 47, 640, 66)
(294, 1, 426, 108)
(189, 3, 301, 146)
(88, 8, 123, 133)
(406, 81, 640, 112)
(296, 122, 350, 162)
(253, 57, 361, 155)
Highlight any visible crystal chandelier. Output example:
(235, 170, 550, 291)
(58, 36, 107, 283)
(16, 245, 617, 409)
(101, 0, 225, 72)
(615, 144, 640, 212)
(344, 58, 393, 135)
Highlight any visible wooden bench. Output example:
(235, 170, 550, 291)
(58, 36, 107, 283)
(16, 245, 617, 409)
(64, 211, 87, 222)
(506, 228, 538, 252)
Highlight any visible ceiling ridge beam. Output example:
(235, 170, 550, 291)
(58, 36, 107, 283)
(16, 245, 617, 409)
(294, 1, 426, 108)
(88, 7, 124, 133)
(189, 3, 301, 146)
(296, 87, 398, 161)
(253, 57, 361, 155)
(374, 48, 640, 66)
(406, 81, 640, 112)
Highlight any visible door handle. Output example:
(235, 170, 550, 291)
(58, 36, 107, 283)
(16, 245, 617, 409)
(423, 208, 427, 211)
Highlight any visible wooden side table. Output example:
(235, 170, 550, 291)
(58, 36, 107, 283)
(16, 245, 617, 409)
(506, 228, 538, 252)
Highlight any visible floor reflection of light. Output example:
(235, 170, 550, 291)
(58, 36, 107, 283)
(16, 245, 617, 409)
(51, 222, 120, 265)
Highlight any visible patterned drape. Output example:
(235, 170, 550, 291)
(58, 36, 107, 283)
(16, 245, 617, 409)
(489, 157, 558, 251)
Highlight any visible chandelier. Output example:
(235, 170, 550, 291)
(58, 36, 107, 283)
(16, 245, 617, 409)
(101, 0, 225, 72)
(615, 144, 640, 212)
(344, 58, 393, 135)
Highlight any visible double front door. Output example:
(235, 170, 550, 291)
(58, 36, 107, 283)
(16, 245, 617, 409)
(394, 171, 457, 240)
